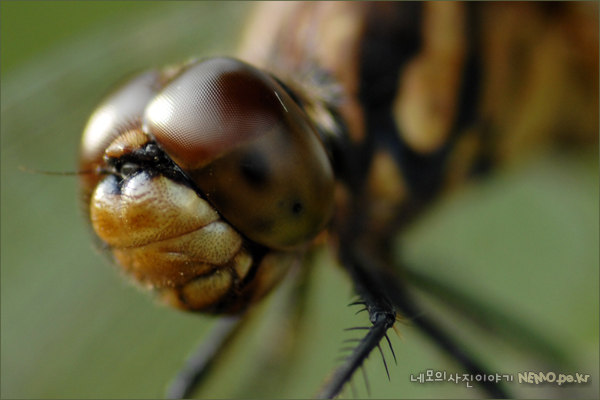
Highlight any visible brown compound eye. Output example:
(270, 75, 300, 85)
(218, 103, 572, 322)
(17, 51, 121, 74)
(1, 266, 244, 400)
(144, 58, 335, 249)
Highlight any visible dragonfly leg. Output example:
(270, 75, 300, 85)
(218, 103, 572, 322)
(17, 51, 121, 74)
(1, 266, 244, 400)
(166, 314, 245, 399)
(351, 247, 511, 399)
(167, 256, 312, 399)
(314, 247, 397, 399)
(314, 303, 395, 399)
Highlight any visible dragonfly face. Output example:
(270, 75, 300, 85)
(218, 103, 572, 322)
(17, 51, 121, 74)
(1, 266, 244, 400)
(80, 57, 334, 313)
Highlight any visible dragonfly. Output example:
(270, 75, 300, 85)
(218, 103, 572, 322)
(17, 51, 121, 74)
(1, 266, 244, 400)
(2, 2, 598, 399)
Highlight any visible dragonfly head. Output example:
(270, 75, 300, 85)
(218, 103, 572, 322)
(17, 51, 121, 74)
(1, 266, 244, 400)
(79, 58, 334, 313)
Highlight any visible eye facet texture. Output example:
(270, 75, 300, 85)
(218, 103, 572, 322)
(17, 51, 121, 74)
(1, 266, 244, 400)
(145, 58, 335, 249)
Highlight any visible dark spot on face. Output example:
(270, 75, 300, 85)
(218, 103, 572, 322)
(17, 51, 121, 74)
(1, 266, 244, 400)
(292, 201, 303, 215)
(239, 149, 270, 188)
(276, 197, 303, 216)
(120, 162, 141, 177)
(144, 143, 161, 159)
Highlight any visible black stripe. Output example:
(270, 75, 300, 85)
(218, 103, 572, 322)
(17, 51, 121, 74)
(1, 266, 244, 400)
(396, 30, 482, 201)
(357, 2, 482, 202)
(350, 2, 424, 193)
(358, 3, 424, 106)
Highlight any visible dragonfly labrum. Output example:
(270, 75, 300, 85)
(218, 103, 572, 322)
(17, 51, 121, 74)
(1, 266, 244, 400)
(78, 2, 599, 398)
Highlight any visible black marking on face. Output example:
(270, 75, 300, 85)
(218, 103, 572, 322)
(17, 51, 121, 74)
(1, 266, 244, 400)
(103, 140, 194, 189)
(144, 143, 161, 159)
(292, 201, 303, 215)
(278, 194, 304, 217)
(120, 162, 141, 177)
(239, 149, 270, 189)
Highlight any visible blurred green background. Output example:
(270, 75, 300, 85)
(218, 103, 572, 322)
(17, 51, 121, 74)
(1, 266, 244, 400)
(1, 1, 598, 399)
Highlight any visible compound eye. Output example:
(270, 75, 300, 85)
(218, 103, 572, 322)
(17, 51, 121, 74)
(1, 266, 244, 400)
(144, 58, 334, 249)
(79, 70, 162, 200)
(80, 70, 161, 170)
